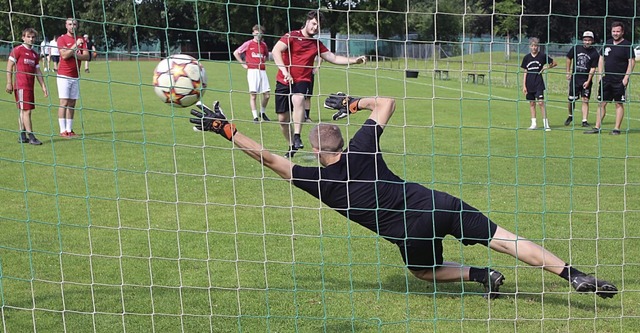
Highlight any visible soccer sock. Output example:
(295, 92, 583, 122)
(530, 118, 537, 127)
(67, 119, 74, 132)
(543, 118, 550, 128)
(305, 109, 310, 119)
(58, 118, 66, 133)
(559, 263, 584, 281)
(582, 118, 588, 122)
(251, 110, 258, 119)
(468, 267, 489, 283)
(260, 107, 266, 115)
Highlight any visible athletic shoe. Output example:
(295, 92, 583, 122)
(28, 137, 42, 145)
(527, 125, 537, 130)
(261, 113, 270, 121)
(60, 131, 70, 138)
(293, 136, 304, 149)
(283, 147, 297, 159)
(18, 136, 29, 143)
(85, 69, 90, 73)
(581, 121, 590, 127)
(253, 117, 259, 124)
(583, 128, 600, 134)
(305, 117, 313, 123)
(545, 127, 551, 132)
(610, 129, 621, 135)
(482, 269, 505, 299)
(564, 116, 573, 126)
(67, 131, 77, 137)
(570, 273, 618, 299)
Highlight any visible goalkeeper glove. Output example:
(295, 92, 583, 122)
(323, 92, 361, 120)
(190, 100, 236, 141)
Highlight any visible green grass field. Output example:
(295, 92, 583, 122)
(1, 55, 640, 332)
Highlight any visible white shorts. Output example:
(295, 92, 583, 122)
(247, 69, 270, 94)
(57, 76, 80, 100)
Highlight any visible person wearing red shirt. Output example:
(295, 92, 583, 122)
(56, 18, 91, 138)
(5, 27, 49, 145)
(233, 25, 271, 123)
(272, 10, 366, 158)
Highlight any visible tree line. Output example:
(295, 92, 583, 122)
(1, 0, 638, 59)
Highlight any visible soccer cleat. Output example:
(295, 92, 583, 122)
(283, 147, 297, 159)
(581, 121, 590, 127)
(527, 125, 537, 130)
(261, 113, 270, 121)
(28, 137, 42, 145)
(482, 270, 505, 299)
(610, 129, 621, 135)
(253, 117, 259, 124)
(564, 116, 573, 126)
(293, 135, 304, 149)
(570, 273, 618, 299)
(583, 127, 600, 134)
(18, 136, 29, 143)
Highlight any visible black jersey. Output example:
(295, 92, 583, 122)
(601, 39, 633, 83)
(521, 52, 554, 90)
(292, 119, 434, 242)
(566, 45, 600, 79)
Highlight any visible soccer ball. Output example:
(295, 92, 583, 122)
(152, 54, 207, 107)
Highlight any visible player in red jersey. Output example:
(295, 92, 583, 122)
(56, 18, 91, 138)
(272, 10, 366, 158)
(5, 27, 49, 145)
(233, 24, 271, 123)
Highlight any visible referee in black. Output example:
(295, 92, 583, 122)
(190, 94, 618, 299)
(585, 21, 635, 135)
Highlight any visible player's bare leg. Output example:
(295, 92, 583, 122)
(291, 93, 306, 149)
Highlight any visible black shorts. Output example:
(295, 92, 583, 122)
(306, 74, 315, 97)
(398, 190, 498, 270)
(51, 55, 60, 63)
(526, 89, 544, 101)
(275, 81, 311, 113)
(568, 79, 592, 101)
(597, 81, 626, 102)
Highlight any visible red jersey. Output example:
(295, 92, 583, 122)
(57, 34, 87, 78)
(8, 44, 40, 90)
(235, 39, 269, 70)
(275, 30, 328, 85)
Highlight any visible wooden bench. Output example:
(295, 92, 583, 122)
(434, 69, 450, 80)
(466, 72, 486, 84)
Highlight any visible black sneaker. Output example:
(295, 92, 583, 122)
(28, 137, 42, 145)
(564, 116, 573, 126)
(570, 273, 618, 299)
(293, 135, 304, 149)
(18, 136, 29, 143)
(283, 147, 297, 159)
(253, 117, 259, 124)
(305, 117, 313, 123)
(261, 113, 270, 121)
(482, 270, 505, 299)
(581, 121, 590, 127)
(610, 129, 621, 135)
(583, 127, 600, 134)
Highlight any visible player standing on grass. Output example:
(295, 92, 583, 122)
(565, 31, 599, 128)
(6, 27, 49, 145)
(584, 21, 635, 135)
(233, 24, 271, 123)
(521, 37, 557, 131)
(272, 10, 366, 158)
(57, 18, 91, 138)
(187, 93, 619, 299)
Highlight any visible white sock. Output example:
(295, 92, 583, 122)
(582, 119, 588, 122)
(58, 118, 66, 133)
(260, 107, 266, 114)
(543, 119, 550, 128)
(531, 118, 537, 127)
(251, 110, 258, 118)
(67, 119, 73, 132)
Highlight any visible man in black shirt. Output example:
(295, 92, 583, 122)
(585, 21, 635, 135)
(565, 31, 599, 127)
(190, 94, 618, 299)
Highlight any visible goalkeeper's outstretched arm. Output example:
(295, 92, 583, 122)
(232, 132, 294, 180)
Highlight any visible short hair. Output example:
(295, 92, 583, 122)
(611, 21, 625, 31)
(529, 37, 540, 45)
(22, 28, 37, 37)
(252, 25, 265, 33)
(309, 124, 344, 153)
(66, 18, 78, 26)
(306, 10, 324, 24)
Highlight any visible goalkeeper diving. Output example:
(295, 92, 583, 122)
(189, 93, 618, 299)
